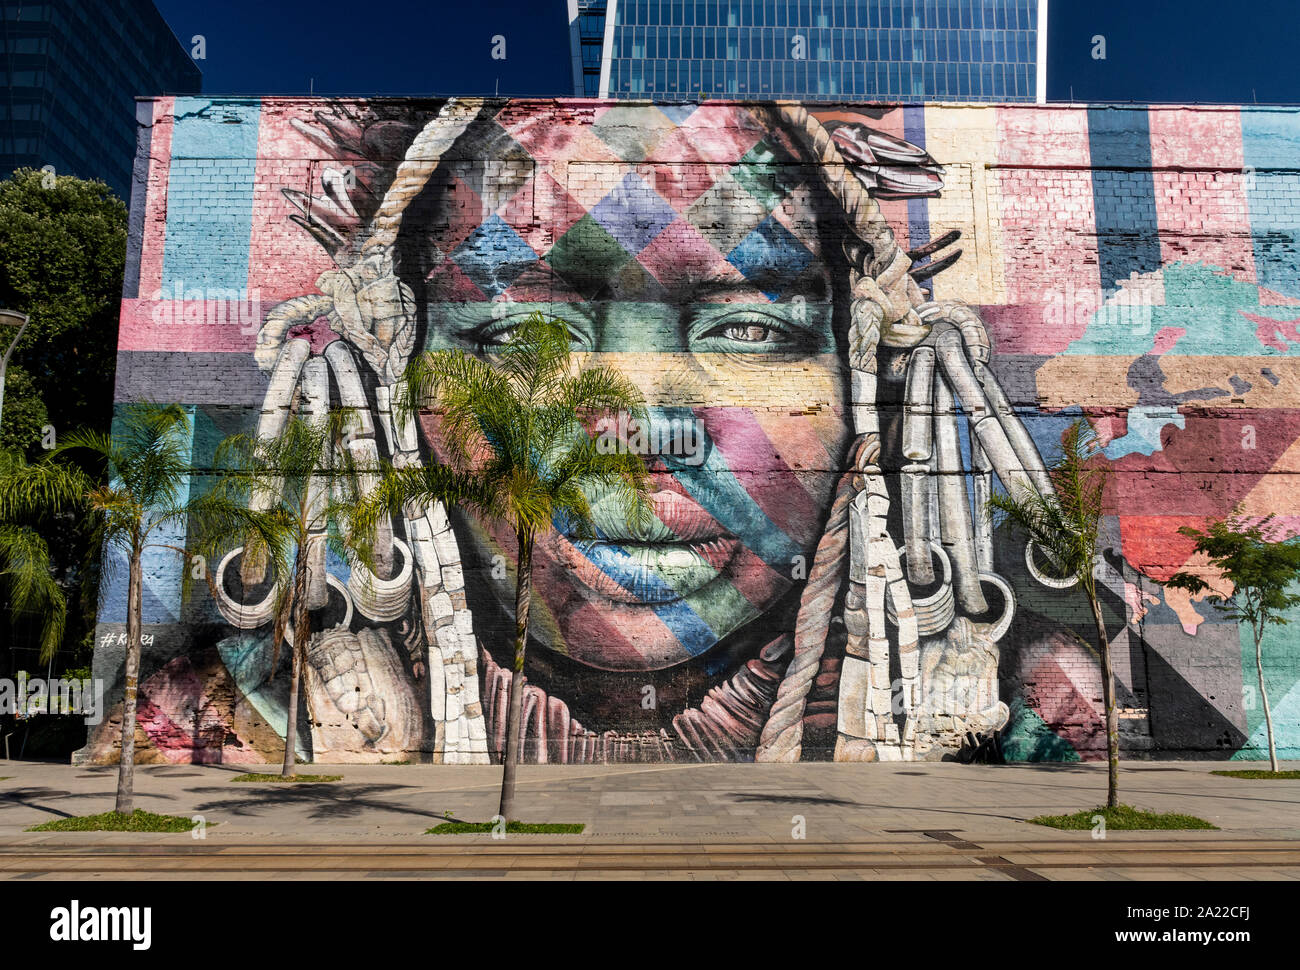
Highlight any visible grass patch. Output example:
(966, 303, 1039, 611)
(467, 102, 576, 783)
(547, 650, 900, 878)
(1212, 769, 1300, 780)
(27, 810, 207, 833)
(1029, 804, 1217, 831)
(381, 760, 411, 765)
(230, 772, 342, 783)
(426, 821, 586, 835)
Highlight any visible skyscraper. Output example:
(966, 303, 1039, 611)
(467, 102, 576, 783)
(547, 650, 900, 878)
(568, 0, 1047, 103)
(569, 0, 610, 97)
(0, 0, 201, 199)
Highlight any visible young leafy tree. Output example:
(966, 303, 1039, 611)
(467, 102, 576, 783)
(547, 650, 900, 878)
(365, 311, 650, 821)
(988, 419, 1121, 807)
(193, 410, 389, 778)
(0, 169, 126, 452)
(0, 404, 205, 813)
(1165, 515, 1300, 773)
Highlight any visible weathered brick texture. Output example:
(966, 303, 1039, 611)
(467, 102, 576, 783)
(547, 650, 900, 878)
(79, 97, 1300, 767)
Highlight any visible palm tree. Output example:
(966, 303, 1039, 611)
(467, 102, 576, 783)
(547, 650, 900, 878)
(193, 410, 389, 778)
(988, 419, 1120, 807)
(365, 311, 650, 821)
(0, 449, 68, 664)
(0, 404, 206, 813)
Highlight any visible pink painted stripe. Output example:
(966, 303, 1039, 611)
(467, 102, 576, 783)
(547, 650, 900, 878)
(722, 543, 790, 611)
(1025, 655, 1104, 759)
(135, 97, 175, 302)
(531, 540, 685, 669)
(981, 304, 1062, 356)
(118, 300, 259, 352)
(994, 106, 1100, 352)
(750, 407, 841, 483)
(1148, 108, 1256, 279)
(248, 102, 337, 304)
(699, 406, 821, 545)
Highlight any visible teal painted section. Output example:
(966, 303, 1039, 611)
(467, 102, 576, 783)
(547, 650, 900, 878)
(1000, 699, 1083, 763)
(1242, 108, 1300, 302)
(1231, 592, 1300, 761)
(1064, 262, 1300, 357)
(161, 98, 262, 293)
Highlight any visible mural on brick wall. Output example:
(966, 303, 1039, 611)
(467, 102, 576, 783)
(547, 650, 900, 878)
(84, 97, 1300, 765)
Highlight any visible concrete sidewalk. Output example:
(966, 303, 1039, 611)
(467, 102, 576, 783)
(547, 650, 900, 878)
(1, 760, 1297, 879)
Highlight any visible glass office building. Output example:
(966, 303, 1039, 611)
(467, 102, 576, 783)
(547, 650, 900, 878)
(0, 0, 201, 200)
(569, 0, 611, 97)
(569, 0, 1046, 102)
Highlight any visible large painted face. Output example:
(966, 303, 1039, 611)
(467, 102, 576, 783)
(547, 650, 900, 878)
(399, 107, 857, 671)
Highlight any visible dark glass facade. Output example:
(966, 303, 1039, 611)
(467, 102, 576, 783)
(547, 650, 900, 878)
(573, 0, 1043, 102)
(0, 0, 201, 200)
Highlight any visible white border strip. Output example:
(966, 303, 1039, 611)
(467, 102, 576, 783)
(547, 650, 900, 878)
(567, 0, 584, 96)
(598, 0, 618, 99)
(1034, 0, 1045, 102)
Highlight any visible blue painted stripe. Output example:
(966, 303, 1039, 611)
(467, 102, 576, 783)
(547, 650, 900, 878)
(667, 433, 803, 573)
(1242, 108, 1300, 301)
(648, 597, 720, 657)
(903, 105, 931, 289)
(566, 404, 801, 571)
(161, 99, 261, 293)
(1087, 106, 1161, 294)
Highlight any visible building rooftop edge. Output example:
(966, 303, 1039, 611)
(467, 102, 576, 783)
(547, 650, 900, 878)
(132, 95, 1300, 110)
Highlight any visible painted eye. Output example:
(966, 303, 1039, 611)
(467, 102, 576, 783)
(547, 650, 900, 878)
(706, 320, 789, 344)
(476, 320, 581, 349)
(723, 324, 779, 342)
(480, 326, 519, 346)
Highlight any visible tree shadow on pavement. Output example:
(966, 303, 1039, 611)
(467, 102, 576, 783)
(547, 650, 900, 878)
(728, 790, 1031, 823)
(725, 792, 860, 807)
(0, 787, 153, 820)
(188, 783, 445, 823)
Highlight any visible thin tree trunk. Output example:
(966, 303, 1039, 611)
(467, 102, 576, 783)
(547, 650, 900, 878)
(114, 544, 143, 815)
(1256, 624, 1279, 773)
(281, 647, 302, 778)
(1090, 593, 1119, 809)
(498, 530, 534, 824)
(281, 554, 310, 778)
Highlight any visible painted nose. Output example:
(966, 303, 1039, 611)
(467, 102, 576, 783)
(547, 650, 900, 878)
(623, 407, 713, 472)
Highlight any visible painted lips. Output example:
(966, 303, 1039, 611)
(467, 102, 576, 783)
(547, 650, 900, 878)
(549, 489, 739, 605)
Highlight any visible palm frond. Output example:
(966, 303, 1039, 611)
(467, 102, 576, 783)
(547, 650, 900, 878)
(411, 349, 523, 472)
(559, 365, 648, 421)
(987, 418, 1109, 586)
(0, 523, 68, 662)
(178, 490, 296, 607)
(547, 435, 654, 538)
(493, 312, 576, 408)
(375, 310, 653, 557)
(0, 449, 95, 521)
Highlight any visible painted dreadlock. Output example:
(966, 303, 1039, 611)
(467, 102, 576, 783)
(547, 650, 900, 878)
(756, 104, 930, 761)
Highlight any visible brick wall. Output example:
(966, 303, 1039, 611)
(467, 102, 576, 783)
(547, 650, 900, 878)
(79, 97, 1300, 766)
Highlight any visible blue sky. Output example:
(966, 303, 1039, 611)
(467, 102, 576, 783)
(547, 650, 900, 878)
(153, 0, 1300, 103)
(154, 0, 572, 96)
(1048, 0, 1300, 103)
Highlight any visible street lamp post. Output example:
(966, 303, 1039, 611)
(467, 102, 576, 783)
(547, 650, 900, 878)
(0, 309, 30, 434)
